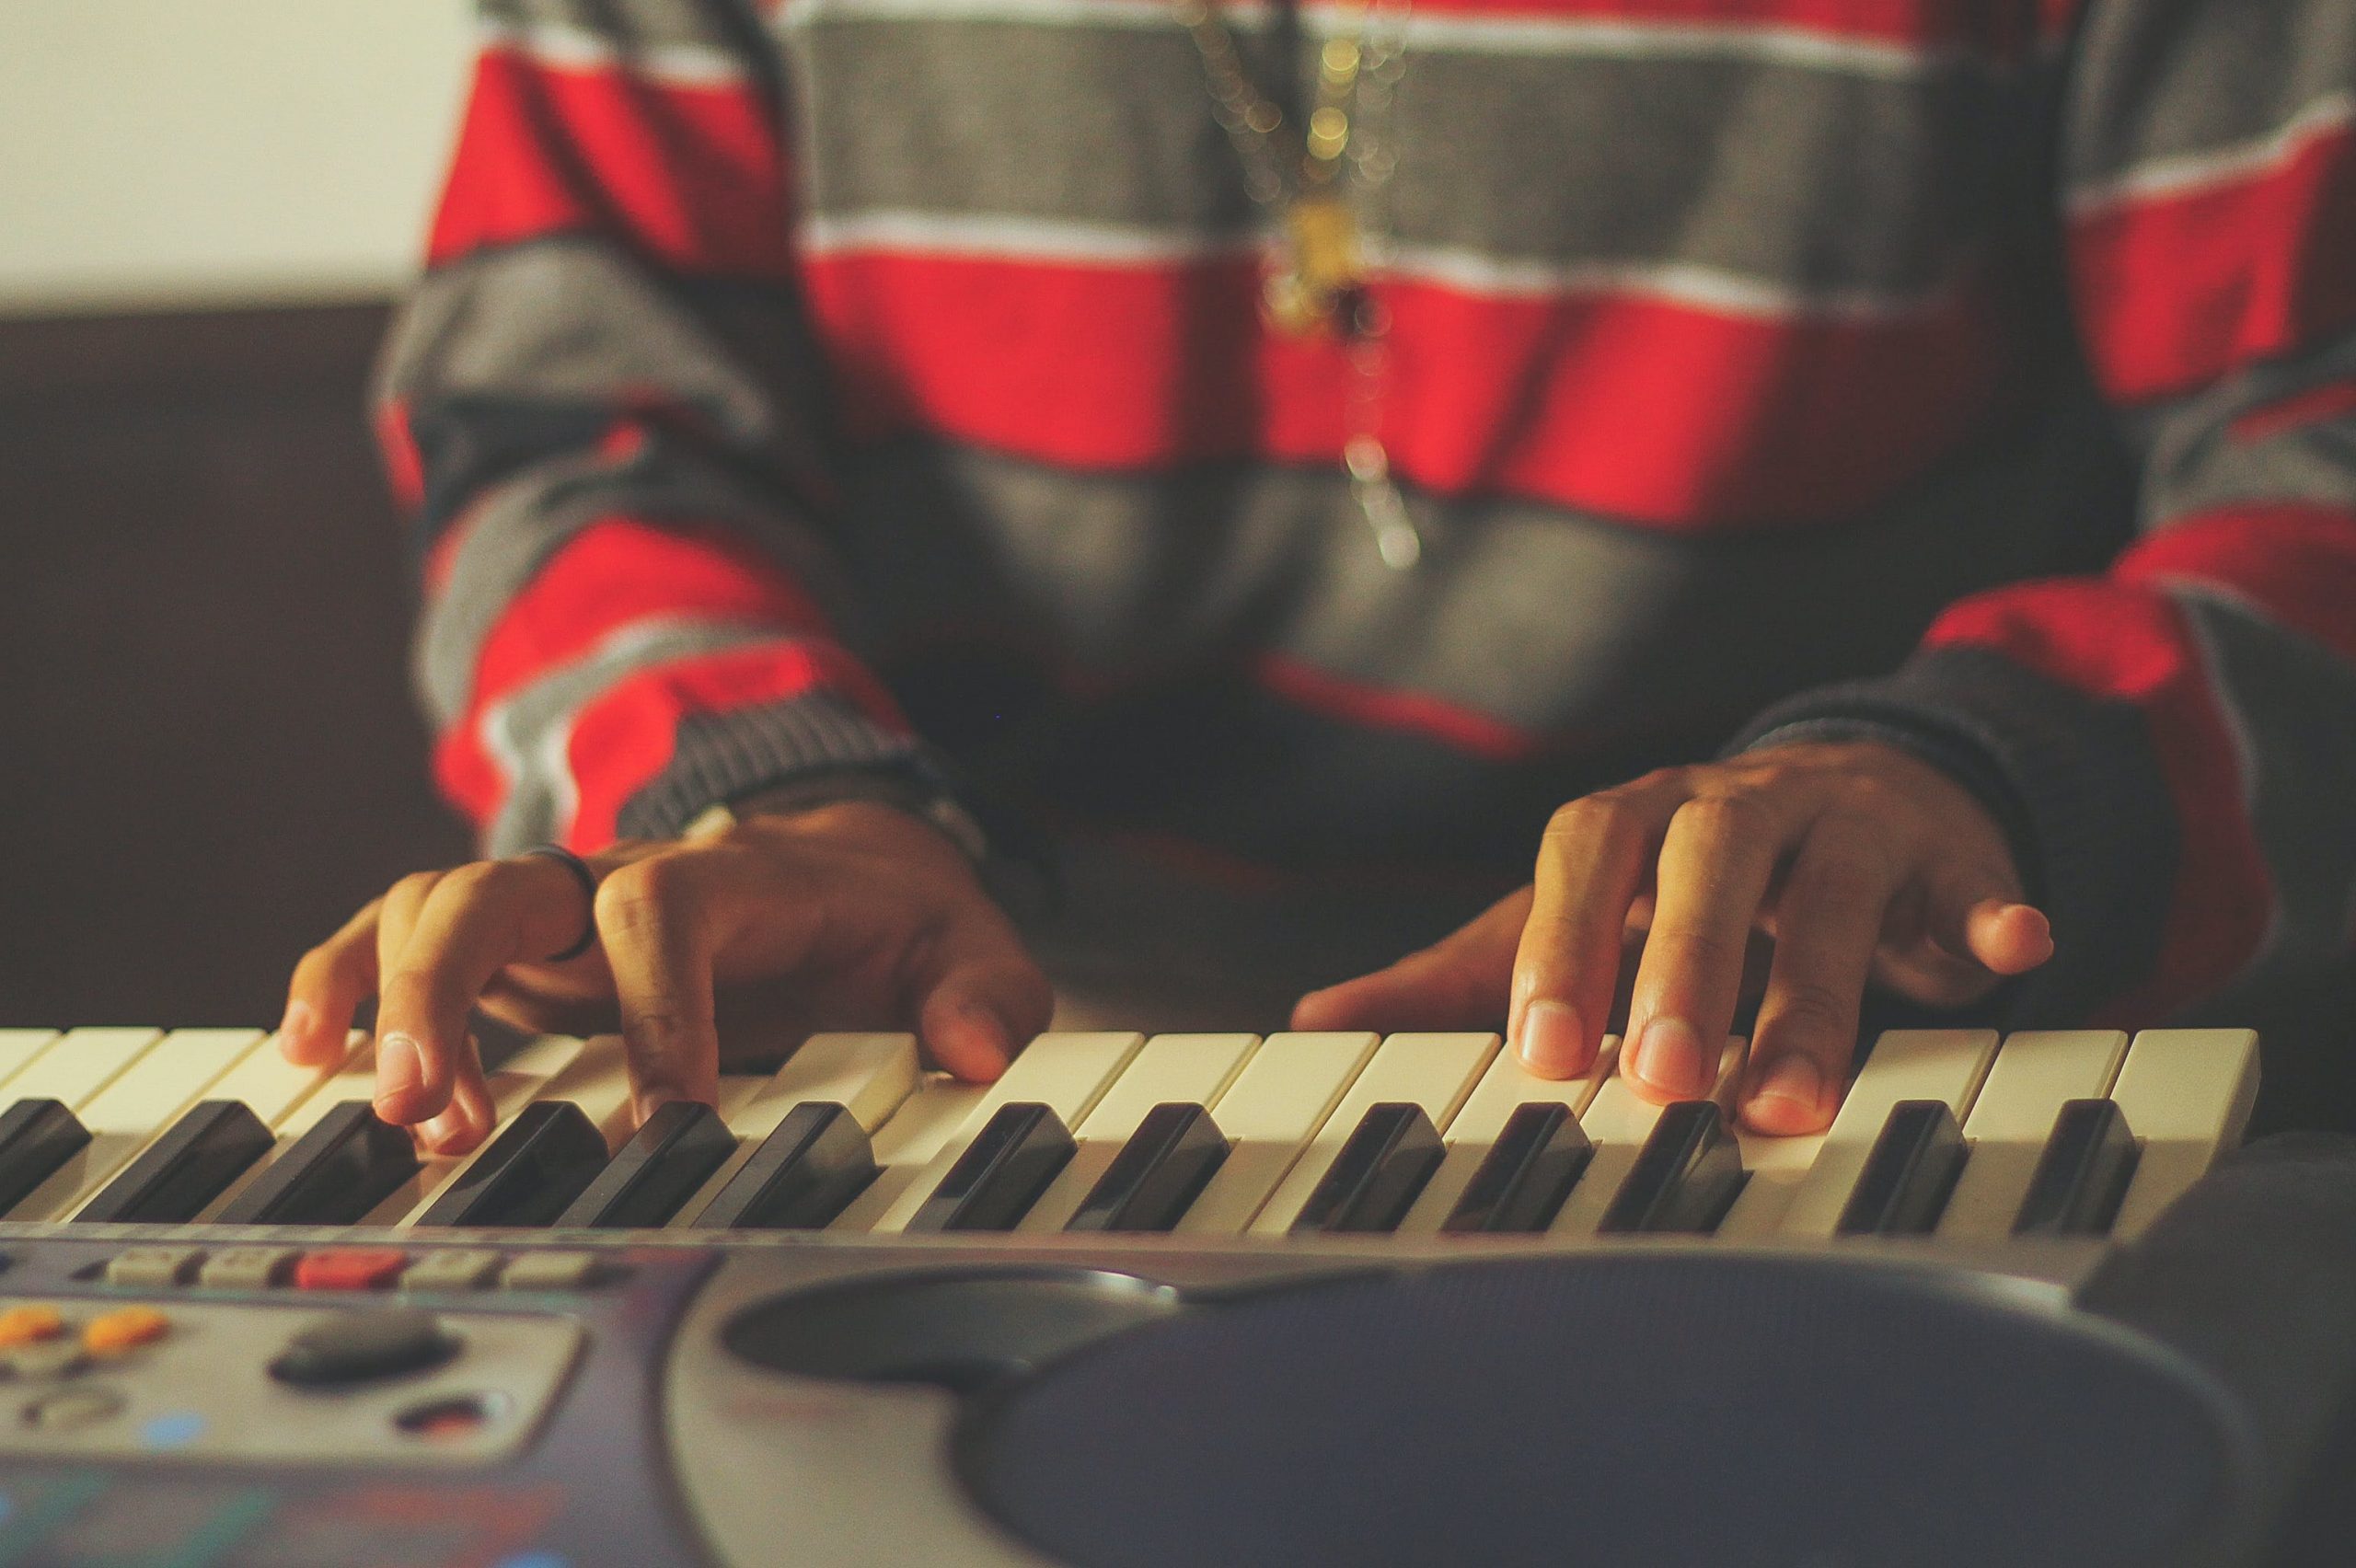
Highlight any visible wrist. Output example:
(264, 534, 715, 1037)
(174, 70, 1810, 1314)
(684, 767, 992, 864)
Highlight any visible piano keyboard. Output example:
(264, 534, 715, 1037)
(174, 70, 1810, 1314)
(0, 1023, 2259, 1252)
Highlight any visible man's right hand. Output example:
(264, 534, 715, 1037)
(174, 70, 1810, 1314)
(276, 801, 1052, 1157)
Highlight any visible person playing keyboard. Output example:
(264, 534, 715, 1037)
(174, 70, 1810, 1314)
(280, 0, 2356, 1157)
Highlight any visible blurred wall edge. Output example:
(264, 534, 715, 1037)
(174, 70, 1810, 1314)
(0, 4, 476, 1027)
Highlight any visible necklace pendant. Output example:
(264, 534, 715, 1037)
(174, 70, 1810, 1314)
(1264, 194, 1363, 337)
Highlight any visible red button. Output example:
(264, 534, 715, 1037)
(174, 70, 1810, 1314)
(293, 1250, 409, 1291)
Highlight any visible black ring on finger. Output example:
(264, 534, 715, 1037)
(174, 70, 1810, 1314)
(519, 844, 600, 963)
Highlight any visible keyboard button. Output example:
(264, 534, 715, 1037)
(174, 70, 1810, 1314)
(1936, 1031, 2129, 1240)
(72, 1101, 273, 1225)
(268, 1307, 457, 1386)
(2013, 1100, 2139, 1237)
(0, 1305, 64, 1345)
(82, 1307, 170, 1355)
(1292, 1103, 1444, 1234)
(556, 1101, 735, 1229)
(2108, 1029, 2260, 1239)
(908, 1102, 1076, 1233)
(1067, 1103, 1230, 1234)
(398, 1249, 505, 1292)
(412, 1101, 609, 1228)
(1836, 1100, 1967, 1237)
(0, 1101, 92, 1216)
(106, 1247, 203, 1287)
(1248, 1033, 1496, 1236)
(1600, 1100, 1746, 1234)
(214, 1102, 420, 1226)
(1774, 1030, 2000, 1239)
(498, 1250, 603, 1291)
(699, 1101, 880, 1229)
(293, 1250, 409, 1292)
(1398, 1040, 1589, 1235)
(197, 1247, 298, 1291)
(1441, 1102, 1593, 1234)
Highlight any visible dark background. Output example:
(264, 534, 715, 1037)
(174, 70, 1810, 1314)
(0, 303, 468, 1030)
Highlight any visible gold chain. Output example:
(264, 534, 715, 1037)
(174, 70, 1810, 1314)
(1173, 0, 1423, 569)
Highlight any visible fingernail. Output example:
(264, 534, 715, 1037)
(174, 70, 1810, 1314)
(375, 1032, 422, 1107)
(1632, 1017, 1705, 1096)
(1747, 1054, 1823, 1118)
(1518, 1000, 1585, 1078)
(278, 1001, 316, 1049)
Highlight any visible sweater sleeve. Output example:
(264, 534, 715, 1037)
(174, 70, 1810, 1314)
(1734, 0, 2356, 1027)
(377, 0, 928, 857)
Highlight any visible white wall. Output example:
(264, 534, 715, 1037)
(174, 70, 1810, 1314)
(0, 2, 474, 314)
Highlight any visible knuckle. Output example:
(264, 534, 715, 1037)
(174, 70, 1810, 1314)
(389, 870, 443, 905)
(1674, 791, 1771, 844)
(592, 859, 682, 933)
(439, 860, 505, 900)
(1654, 925, 1741, 975)
(376, 967, 456, 1021)
(1767, 978, 1854, 1045)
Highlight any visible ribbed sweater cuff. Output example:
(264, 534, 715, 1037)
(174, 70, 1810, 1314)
(1726, 645, 2177, 1022)
(613, 689, 935, 842)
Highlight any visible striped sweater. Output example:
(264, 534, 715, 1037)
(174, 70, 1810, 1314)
(379, 0, 2356, 1030)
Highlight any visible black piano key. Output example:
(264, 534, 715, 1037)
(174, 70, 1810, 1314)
(1291, 1101, 1444, 1235)
(696, 1101, 878, 1229)
(555, 1101, 737, 1228)
(214, 1101, 421, 1225)
(73, 1101, 273, 1225)
(908, 1101, 1075, 1233)
(2013, 1098, 2140, 1238)
(413, 1101, 611, 1228)
(0, 1101, 91, 1216)
(1836, 1099, 1968, 1237)
(1441, 1102, 1594, 1234)
(1599, 1100, 1748, 1234)
(1066, 1102, 1230, 1233)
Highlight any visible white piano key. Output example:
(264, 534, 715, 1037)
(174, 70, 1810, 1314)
(1937, 1030, 2130, 1240)
(1172, 1032, 1383, 1236)
(198, 1030, 364, 1127)
(195, 1036, 387, 1222)
(826, 1081, 989, 1232)
(526, 1034, 641, 1150)
(378, 1035, 592, 1227)
(1549, 1037, 1751, 1238)
(1247, 1032, 1498, 1236)
(1776, 1029, 2000, 1239)
(1016, 1033, 1262, 1234)
(0, 1032, 62, 1088)
(1715, 1125, 1829, 1239)
(3, 1028, 166, 1111)
(669, 1033, 923, 1227)
(17, 1030, 267, 1221)
(1395, 1038, 1593, 1235)
(2108, 1028, 2262, 1239)
(867, 1032, 1148, 1234)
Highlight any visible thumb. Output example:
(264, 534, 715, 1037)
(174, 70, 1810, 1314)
(1291, 906, 1520, 1035)
(1929, 864, 2054, 978)
(911, 914, 1053, 1082)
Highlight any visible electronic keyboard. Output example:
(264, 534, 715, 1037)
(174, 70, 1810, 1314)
(0, 1022, 2336, 1568)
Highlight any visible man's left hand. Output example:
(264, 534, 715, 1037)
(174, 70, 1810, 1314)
(1291, 741, 2054, 1135)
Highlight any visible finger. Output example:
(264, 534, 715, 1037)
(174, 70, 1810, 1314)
(1623, 792, 1796, 1101)
(1511, 786, 1680, 1080)
(418, 1055, 498, 1157)
(1291, 892, 1529, 1034)
(595, 857, 722, 1123)
(374, 859, 587, 1128)
(1741, 820, 1902, 1135)
(282, 897, 382, 1066)
(909, 910, 1052, 1082)
(1962, 897, 2054, 975)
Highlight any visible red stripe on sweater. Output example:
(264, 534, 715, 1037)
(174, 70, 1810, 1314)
(1252, 653, 1549, 763)
(2226, 381, 2356, 444)
(1924, 581, 2274, 1020)
(375, 399, 426, 513)
(1311, 0, 2042, 58)
(2071, 121, 2356, 403)
(2121, 505, 2356, 665)
(802, 250, 2005, 528)
(560, 639, 904, 849)
(428, 47, 792, 279)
